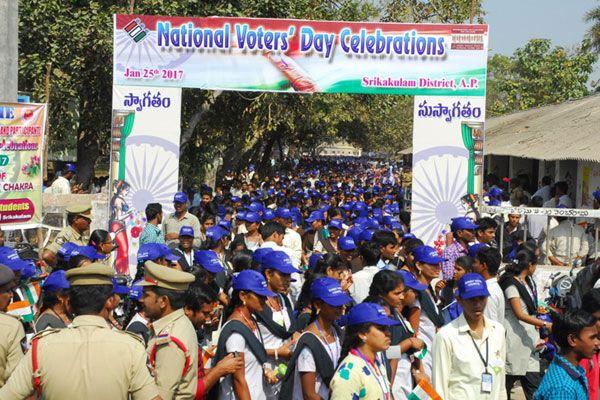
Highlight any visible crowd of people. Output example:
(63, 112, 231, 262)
(0, 158, 599, 400)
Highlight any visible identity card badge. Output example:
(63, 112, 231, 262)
(481, 372, 493, 394)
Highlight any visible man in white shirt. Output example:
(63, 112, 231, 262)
(472, 247, 505, 324)
(543, 181, 573, 208)
(49, 163, 76, 194)
(433, 274, 507, 400)
(532, 176, 552, 203)
(349, 243, 381, 303)
(163, 192, 202, 248)
(259, 220, 303, 301)
(275, 208, 302, 268)
(541, 216, 589, 266)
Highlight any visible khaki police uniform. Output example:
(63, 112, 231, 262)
(0, 264, 159, 400)
(44, 204, 92, 254)
(0, 265, 24, 389)
(141, 261, 198, 400)
(0, 313, 25, 388)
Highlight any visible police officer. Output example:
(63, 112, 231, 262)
(140, 261, 198, 399)
(0, 265, 24, 389)
(0, 263, 160, 400)
(41, 204, 93, 269)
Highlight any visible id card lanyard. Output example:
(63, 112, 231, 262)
(468, 332, 493, 394)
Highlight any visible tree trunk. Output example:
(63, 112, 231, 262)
(180, 90, 222, 148)
(76, 130, 99, 190)
(258, 133, 277, 175)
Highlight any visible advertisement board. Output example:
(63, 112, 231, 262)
(0, 103, 46, 228)
(114, 14, 488, 96)
(109, 86, 181, 275)
(411, 96, 486, 246)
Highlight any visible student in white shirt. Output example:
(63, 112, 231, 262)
(217, 270, 279, 400)
(472, 247, 505, 324)
(410, 245, 447, 378)
(275, 208, 302, 268)
(284, 277, 351, 399)
(349, 242, 381, 303)
(433, 274, 507, 400)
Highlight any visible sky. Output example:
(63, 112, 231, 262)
(484, 0, 600, 81)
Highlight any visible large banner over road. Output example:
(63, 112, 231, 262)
(114, 14, 488, 96)
(0, 103, 47, 229)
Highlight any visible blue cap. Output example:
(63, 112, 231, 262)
(0, 248, 35, 277)
(488, 187, 503, 198)
(457, 273, 490, 300)
(261, 250, 300, 275)
(469, 243, 489, 258)
(397, 270, 427, 291)
(306, 211, 325, 223)
(450, 217, 479, 231)
(70, 245, 108, 261)
(0, 247, 18, 261)
(593, 190, 600, 202)
(402, 233, 416, 240)
(367, 219, 380, 230)
(129, 280, 144, 300)
(236, 210, 247, 222)
(158, 244, 180, 261)
(42, 270, 69, 292)
(310, 277, 353, 306)
(347, 226, 364, 243)
(65, 163, 77, 173)
(338, 236, 356, 251)
(358, 229, 375, 243)
(137, 243, 162, 262)
(390, 221, 403, 232)
(329, 219, 343, 230)
(276, 208, 292, 220)
(206, 226, 228, 242)
(179, 226, 194, 237)
(232, 270, 276, 297)
(113, 278, 130, 295)
(413, 245, 446, 264)
(308, 253, 323, 270)
(341, 302, 400, 327)
(248, 202, 263, 213)
(245, 211, 262, 224)
(263, 209, 276, 221)
(252, 247, 274, 266)
(231, 196, 241, 203)
(57, 242, 79, 262)
(194, 250, 225, 273)
(218, 220, 232, 232)
(173, 191, 188, 203)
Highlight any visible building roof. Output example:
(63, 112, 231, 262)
(485, 93, 600, 162)
(400, 94, 600, 162)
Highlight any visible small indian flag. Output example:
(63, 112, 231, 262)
(407, 379, 442, 400)
(7, 300, 34, 323)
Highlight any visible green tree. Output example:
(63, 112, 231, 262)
(486, 39, 597, 116)
(18, 0, 485, 186)
(586, 2, 600, 53)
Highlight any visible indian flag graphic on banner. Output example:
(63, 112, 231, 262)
(407, 379, 442, 400)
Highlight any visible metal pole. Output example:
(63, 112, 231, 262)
(567, 219, 573, 267)
(594, 225, 598, 259)
(500, 219, 505, 259)
(545, 217, 550, 264)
